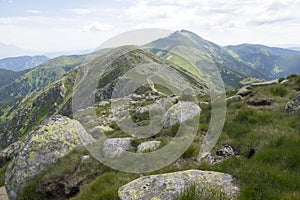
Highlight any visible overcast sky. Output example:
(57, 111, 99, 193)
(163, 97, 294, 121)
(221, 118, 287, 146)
(1, 0, 300, 53)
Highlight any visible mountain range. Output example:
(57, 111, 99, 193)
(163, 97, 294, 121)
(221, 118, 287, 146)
(0, 55, 50, 71)
(0, 30, 299, 200)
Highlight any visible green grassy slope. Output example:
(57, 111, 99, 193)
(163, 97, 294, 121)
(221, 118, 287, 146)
(13, 74, 300, 200)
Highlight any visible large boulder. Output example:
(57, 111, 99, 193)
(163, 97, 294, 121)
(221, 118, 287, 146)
(162, 101, 201, 128)
(118, 170, 239, 200)
(5, 115, 85, 200)
(285, 95, 300, 114)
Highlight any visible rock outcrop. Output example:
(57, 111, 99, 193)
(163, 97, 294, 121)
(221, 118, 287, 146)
(285, 95, 300, 114)
(118, 170, 239, 200)
(5, 115, 85, 200)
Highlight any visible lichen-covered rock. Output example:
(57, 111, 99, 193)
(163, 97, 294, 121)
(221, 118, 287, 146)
(5, 115, 85, 200)
(162, 101, 201, 128)
(285, 95, 300, 114)
(102, 138, 132, 158)
(137, 141, 161, 153)
(118, 170, 239, 200)
(0, 141, 20, 168)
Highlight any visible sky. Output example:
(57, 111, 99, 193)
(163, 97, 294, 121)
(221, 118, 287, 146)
(1, 0, 300, 54)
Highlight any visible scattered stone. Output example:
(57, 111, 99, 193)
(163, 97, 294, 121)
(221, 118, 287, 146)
(285, 95, 300, 114)
(98, 100, 110, 107)
(162, 101, 201, 128)
(135, 97, 176, 118)
(247, 99, 272, 106)
(130, 94, 142, 101)
(102, 138, 132, 158)
(240, 77, 266, 85)
(118, 170, 239, 200)
(226, 95, 243, 102)
(5, 116, 85, 200)
(236, 85, 252, 97)
(205, 144, 238, 165)
(250, 79, 278, 86)
(216, 144, 236, 157)
(137, 141, 161, 153)
(280, 79, 289, 84)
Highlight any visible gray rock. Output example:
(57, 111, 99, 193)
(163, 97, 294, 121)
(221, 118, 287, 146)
(102, 138, 132, 158)
(99, 100, 110, 107)
(118, 170, 239, 200)
(137, 141, 161, 153)
(5, 116, 85, 200)
(285, 95, 300, 114)
(0, 141, 20, 168)
(216, 144, 236, 157)
(226, 95, 243, 102)
(250, 79, 278, 86)
(280, 79, 289, 84)
(135, 97, 176, 118)
(162, 101, 201, 128)
(236, 85, 252, 97)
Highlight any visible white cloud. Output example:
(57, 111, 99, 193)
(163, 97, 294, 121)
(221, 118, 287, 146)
(0, 17, 29, 25)
(82, 21, 113, 32)
(67, 8, 92, 15)
(26, 9, 41, 14)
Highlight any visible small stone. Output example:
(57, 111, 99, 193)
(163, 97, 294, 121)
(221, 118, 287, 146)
(102, 138, 132, 158)
(137, 141, 161, 153)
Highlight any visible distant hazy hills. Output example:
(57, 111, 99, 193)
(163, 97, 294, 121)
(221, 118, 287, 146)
(226, 44, 300, 79)
(0, 43, 28, 59)
(0, 55, 50, 71)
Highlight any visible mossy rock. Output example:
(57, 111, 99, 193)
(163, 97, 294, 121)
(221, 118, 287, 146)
(118, 169, 239, 200)
(5, 115, 85, 200)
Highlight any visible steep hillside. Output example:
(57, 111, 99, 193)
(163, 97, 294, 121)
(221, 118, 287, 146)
(146, 30, 265, 89)
(0, 68, 29, 87)
(0, 55, 85, 102)
(0, 56, 49, 71)
(7, 73, 300, 200)
(226, 44, 300, 79)
(0, 46, 208, 148)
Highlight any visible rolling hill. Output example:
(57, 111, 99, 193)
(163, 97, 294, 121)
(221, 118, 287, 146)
(226, 44, 300, 79)
(0, 56, 50, 71)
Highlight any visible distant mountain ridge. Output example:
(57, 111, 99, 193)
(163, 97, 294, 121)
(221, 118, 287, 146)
(146, 30, 265, 89)
(0, 55, 50, 71)
(226, 44, 300, 79)
(0, 68, 29, 88)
